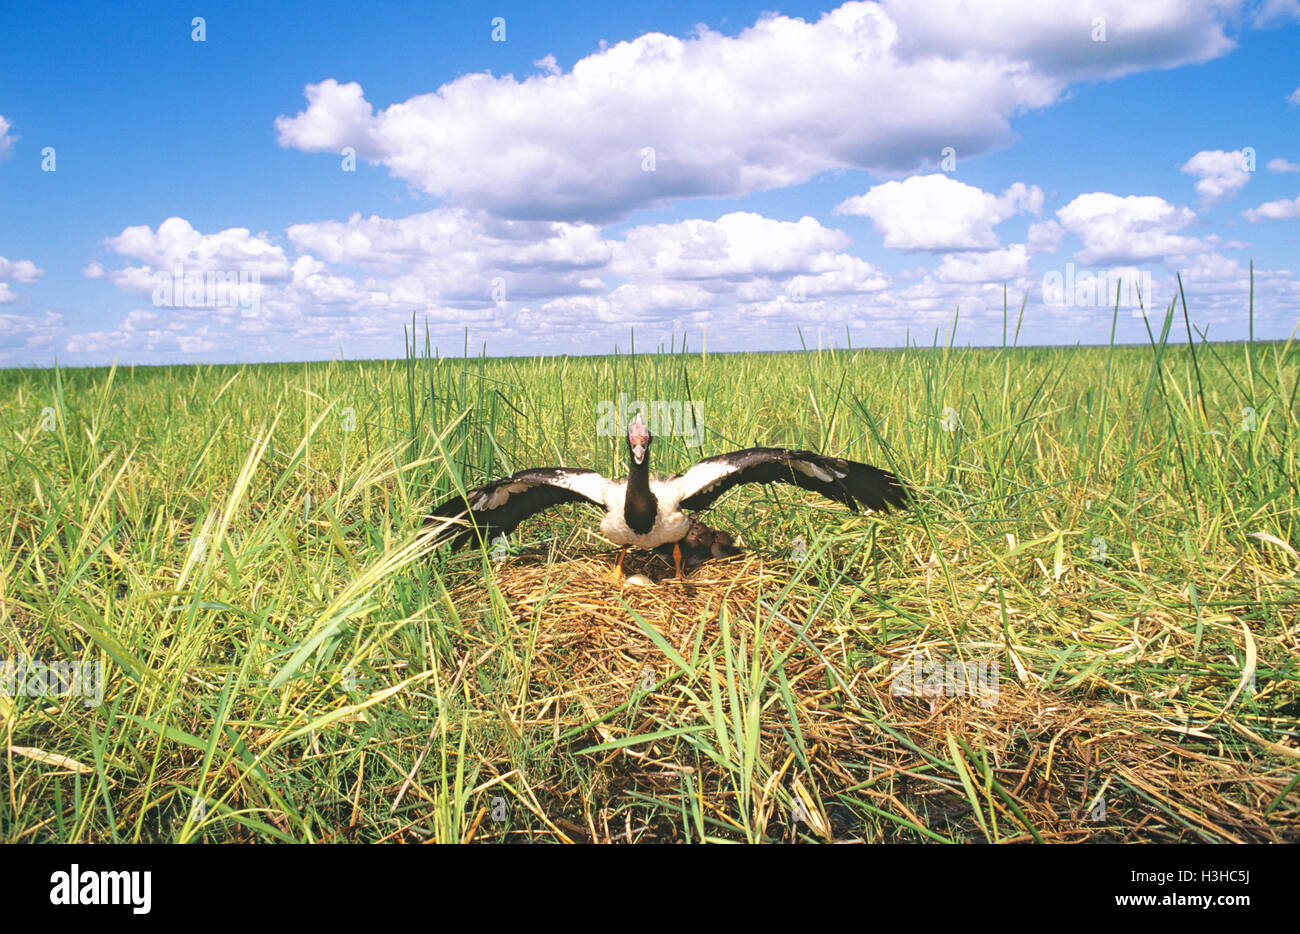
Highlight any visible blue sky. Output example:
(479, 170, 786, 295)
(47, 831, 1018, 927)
(1, 0, 1298, 366)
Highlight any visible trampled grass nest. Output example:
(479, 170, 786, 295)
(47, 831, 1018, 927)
(442, 553, 1297, 843)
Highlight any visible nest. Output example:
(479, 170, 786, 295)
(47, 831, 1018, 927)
(443, 552, 1297, 843)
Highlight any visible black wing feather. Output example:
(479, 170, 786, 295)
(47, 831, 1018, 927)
(676, 448, 910, 513)
(423, 468, 605, 550)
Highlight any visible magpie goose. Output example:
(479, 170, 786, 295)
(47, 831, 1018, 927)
(424, 413, 909, 577)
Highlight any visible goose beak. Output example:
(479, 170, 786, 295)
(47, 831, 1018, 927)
(632, 443, 647, 465)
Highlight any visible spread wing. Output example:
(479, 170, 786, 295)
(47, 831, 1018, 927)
(668, 448, 910, 514)
(423, 468, 612, 549)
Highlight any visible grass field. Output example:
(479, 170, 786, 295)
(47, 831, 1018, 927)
(2, 307, 1298, 843)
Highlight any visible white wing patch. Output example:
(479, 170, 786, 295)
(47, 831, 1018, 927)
(665, 454, 849, 505)
(792, 460, 839, 482)
(471, 471, 612, 511)
(473, 482, 531, 510)
(547, 471, 616, 506)
(662, 460, 737, 506)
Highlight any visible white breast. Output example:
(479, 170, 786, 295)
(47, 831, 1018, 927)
(599, 481, 691, 548)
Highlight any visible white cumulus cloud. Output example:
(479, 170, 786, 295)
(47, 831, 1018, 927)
(882, 0, 1236, 81)
(1056, 192, 1209, 264)
(97, 217, 291, 313)
(0, 311, 62, 360)
(274, 1, 1235, 222)
(0, 255, 43, 305)
(0, 115, 15, 160)
(611, 212, 852, 280)
(936, 244, 1031, 283)
(835, 175, 1042, 251)
(0, 255, 44, 285)
(1180, 149, 1253, 206)
(107, 217, 290, 280)
(82, 208, 899, 358)
(1253, 0, 1300, 27)
(1243, 195, 1300, 222)
(64, 309, 220, 356)
(286, 208, 612, 306)
(1026, 220, 1066, 255)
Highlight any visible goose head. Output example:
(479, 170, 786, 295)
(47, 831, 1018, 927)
(627, 413, 651, 467)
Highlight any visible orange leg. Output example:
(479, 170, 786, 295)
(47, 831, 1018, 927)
(614, 547, 627, 577)
(673, 542, 684, 580)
